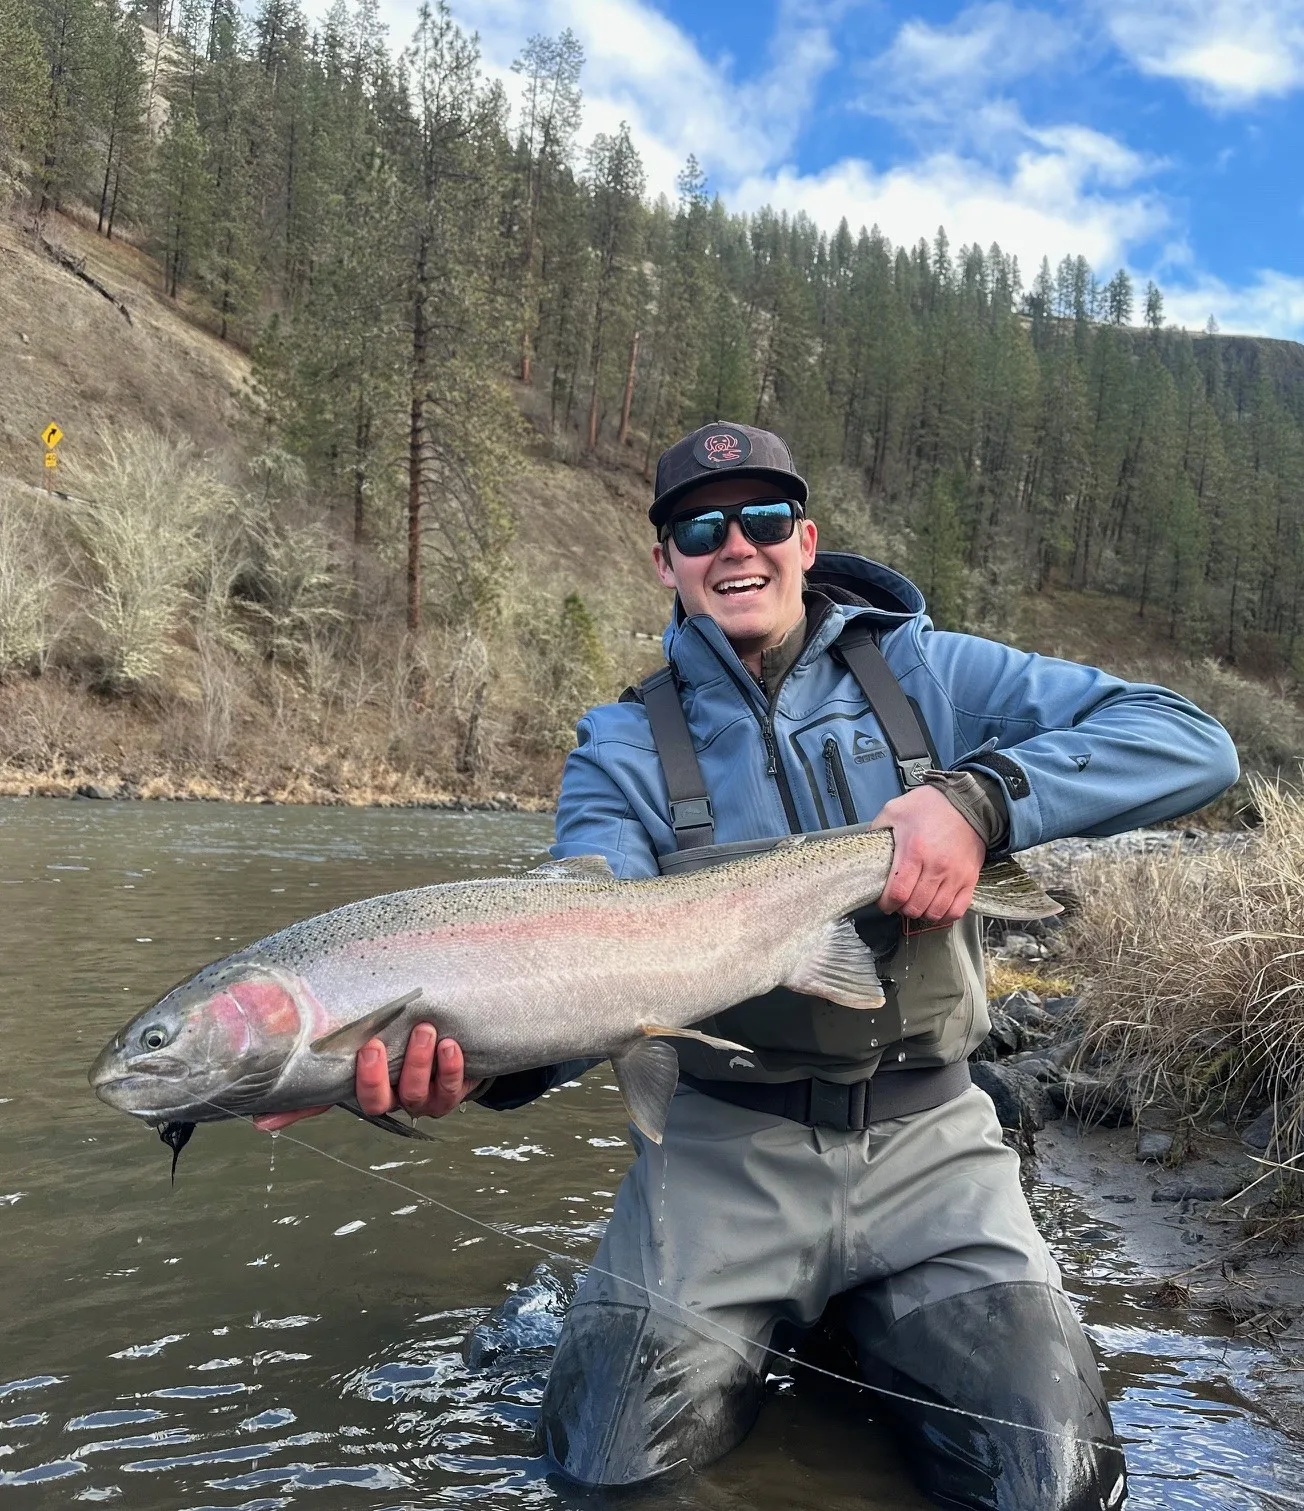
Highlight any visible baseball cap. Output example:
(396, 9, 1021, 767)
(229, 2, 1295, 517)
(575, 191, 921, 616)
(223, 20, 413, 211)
(649, 422, 808, 528)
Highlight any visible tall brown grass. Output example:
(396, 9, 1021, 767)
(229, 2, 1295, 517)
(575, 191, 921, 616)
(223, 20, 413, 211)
(1064, 780, 1304, 1178)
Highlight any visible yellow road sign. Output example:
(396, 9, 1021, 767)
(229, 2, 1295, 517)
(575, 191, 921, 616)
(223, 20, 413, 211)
(44, 451, 58, 469)
(42, 423, 63, 448)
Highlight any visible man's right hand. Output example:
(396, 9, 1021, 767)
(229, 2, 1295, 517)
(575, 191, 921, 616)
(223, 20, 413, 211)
(253, 1024, 482, 1132)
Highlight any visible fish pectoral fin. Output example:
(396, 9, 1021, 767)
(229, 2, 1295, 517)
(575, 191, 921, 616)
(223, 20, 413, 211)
(310, 989, 424, 1056)
(337, 1101, 437, 1141)
(611, 1039, 680, 1145)
(638, 1023, 753, 1054)
(784, 918, 885, 1010)
(527, 854, 616, 880)
(969, 858, 1063, 921)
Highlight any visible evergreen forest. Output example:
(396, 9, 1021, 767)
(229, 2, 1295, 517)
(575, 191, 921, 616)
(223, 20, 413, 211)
(4, 0, 1304, 677)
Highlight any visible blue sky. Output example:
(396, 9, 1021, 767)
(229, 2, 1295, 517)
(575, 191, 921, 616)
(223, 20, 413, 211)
(360, 0, 1304, 337)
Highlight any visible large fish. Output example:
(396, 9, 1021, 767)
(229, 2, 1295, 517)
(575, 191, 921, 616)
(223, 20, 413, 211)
(90, 829, 1059, 1164)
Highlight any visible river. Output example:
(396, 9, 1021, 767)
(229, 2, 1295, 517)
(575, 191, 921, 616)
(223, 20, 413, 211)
(0, 798, 1296, 1508)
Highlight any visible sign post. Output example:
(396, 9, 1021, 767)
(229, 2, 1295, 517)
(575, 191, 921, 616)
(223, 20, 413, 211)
(41, 423, 63, 492)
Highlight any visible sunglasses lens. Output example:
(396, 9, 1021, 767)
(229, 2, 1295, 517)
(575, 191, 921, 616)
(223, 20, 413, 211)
(671, 511, 727, 556)
(666, 500, 799, 555)
(739, 501, 796, 543)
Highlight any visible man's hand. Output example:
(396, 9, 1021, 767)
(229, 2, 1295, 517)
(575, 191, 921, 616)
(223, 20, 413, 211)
(869, 784, 985, 925)
(253, 1025, 482, 1133)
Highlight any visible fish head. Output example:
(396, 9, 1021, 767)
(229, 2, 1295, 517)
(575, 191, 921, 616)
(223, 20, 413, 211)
(90, 960, 310, 1125)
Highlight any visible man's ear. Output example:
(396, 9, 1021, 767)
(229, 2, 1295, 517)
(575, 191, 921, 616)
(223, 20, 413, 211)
(652, 540, 677, 589)
(798, 517, 818, 571)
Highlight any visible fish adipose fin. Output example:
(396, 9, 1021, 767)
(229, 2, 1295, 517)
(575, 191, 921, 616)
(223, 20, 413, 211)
(310, 989, 424, 1056)
(338, 1101, 436, 1141)
(969, 859, 1063, 921)
(639, 1023, 752, 1054)
(785, 918, 885, 1009)
(528, 854, 616, 880)
(611, 1038, 680, 1145)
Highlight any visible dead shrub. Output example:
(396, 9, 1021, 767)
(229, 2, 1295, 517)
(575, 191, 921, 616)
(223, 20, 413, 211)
(1063, 778, 1304, 1189)
(0, 484, 64, 677)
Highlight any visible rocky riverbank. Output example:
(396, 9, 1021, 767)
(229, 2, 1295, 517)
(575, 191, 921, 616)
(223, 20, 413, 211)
(972, 828, 1303, 1440)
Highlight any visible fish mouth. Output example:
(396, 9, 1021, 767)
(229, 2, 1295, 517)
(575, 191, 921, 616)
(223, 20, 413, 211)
(90, 1054, 191, 1105)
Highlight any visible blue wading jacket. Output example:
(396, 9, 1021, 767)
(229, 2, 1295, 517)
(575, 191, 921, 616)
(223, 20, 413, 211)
(480, 552, 1239, 1107)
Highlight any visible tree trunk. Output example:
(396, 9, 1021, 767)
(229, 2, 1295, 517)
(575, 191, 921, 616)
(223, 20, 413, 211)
(407, 234, 429, 634)
(618, 330, 639, 446)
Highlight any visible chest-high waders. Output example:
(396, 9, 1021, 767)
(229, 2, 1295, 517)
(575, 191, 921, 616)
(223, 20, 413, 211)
(533, 620, 1128, 1510)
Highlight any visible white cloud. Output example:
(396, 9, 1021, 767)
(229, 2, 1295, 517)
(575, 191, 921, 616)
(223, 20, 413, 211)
(1100, 0, 1304, 105)
(1162, 270, 1304, 337)
(730, 132, 1167, 274)
(863, 2, 1073, 122)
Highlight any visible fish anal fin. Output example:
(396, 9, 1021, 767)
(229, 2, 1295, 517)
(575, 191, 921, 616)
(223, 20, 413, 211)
(338, 1101, 437, 1141)
(528, 854, 616, 881)
(785, 918, 885, 1009)
(639, 1023, 752, 1055)
(310, 989, 423, 1056)
(611, 1039, 680, 1145)
(969, 859, 1063, 921)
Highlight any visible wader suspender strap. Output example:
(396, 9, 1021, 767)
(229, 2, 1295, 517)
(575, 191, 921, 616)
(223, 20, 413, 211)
(638, 620, 934, 852)
(638, 666, 716, 848)
(833, 625, 933, 790)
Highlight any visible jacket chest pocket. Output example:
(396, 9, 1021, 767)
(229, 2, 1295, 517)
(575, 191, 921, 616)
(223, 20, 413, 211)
(788, 713, 899, 829)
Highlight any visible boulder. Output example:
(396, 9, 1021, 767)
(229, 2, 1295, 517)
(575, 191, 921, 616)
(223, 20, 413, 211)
(1152, 1174, 1247, 1203)
(1135, 1130, 1175, 1162)
(971, 1061, 1050, 1133)
(74, 783, 117, 801)
(1240, 1108, 1277, 1152)
(1047, 1072, 1133, 1127)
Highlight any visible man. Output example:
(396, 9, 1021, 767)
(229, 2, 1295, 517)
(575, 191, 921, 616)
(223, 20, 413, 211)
(263, 422, 1238, 1508)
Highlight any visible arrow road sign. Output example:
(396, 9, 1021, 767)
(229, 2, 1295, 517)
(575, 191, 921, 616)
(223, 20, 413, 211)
(42, 423, 63, 448)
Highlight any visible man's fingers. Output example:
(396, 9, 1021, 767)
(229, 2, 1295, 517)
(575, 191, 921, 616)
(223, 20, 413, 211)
(357, 1039, 395, 1116)
(878, 855, 922, 914)
(427, 1039, 467, 1117)
(395, 1023, 437, 1114)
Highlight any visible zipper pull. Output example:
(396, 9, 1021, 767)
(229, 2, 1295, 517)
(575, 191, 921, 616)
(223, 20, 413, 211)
(823, 737, 838, 798)
(762, 720, 778, 777)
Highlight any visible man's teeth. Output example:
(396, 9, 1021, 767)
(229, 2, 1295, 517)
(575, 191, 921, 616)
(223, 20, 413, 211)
(715, 578, 766, 594)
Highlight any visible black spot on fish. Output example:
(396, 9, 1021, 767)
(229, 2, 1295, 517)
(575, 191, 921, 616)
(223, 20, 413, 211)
(158, 1120, 196, 1183)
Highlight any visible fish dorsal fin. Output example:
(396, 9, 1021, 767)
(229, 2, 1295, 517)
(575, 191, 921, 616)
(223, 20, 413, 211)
(528, 854, 616, 881)
(784, 918, 885, 1009)
(639, 1023, 752, 1055)
(310, 989, 423, 1056)
(610, 1038, 680, 1145)
(969, 859, 1063, 921)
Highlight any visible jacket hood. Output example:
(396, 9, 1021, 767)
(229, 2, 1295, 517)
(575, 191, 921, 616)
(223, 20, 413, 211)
(662, 550, 926, 672)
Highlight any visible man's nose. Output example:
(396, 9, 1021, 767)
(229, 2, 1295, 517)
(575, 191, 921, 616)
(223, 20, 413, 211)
(718, 517, 756, 556)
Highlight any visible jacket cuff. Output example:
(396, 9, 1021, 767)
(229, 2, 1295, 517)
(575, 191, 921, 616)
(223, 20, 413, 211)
(922, 768, 1010, 853)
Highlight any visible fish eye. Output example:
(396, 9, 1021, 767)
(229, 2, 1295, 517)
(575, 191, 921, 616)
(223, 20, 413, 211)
(141, 1026, 170, 1052)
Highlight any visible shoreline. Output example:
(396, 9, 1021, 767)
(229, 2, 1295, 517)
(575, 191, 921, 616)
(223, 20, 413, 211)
(0, 766, 555, 813)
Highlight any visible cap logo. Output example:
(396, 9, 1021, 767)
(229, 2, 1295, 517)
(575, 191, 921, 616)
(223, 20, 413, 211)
(694, 428, 751, 469)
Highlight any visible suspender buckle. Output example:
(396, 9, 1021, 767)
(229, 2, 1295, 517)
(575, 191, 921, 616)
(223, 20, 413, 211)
(898, 756, 932, 788)
(669, 796, 713, 833)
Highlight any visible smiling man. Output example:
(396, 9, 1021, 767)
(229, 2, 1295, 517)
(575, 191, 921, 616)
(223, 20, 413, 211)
(279, 421, 1237, 1509)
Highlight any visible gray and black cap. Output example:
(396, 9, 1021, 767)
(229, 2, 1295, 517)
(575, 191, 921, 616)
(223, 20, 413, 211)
(650, 422, 808, 528)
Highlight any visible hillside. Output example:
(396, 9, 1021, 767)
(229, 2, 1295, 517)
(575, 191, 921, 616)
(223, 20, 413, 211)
(0, 206, 1300, 813)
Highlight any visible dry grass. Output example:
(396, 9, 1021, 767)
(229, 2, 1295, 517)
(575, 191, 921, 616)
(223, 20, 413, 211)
(1063, 779, 1304, 1178)
(984, 959, 1074, 1000)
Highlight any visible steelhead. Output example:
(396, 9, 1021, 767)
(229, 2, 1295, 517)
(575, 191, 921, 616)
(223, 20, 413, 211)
(90, 830, 1059, 1157)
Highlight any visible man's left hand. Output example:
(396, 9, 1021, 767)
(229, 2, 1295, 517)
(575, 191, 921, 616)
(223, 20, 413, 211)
(869, 784, 985, 924)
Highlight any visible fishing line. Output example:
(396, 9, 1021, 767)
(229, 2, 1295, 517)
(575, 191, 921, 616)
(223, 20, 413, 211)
(199, 1098, 1141, 1459)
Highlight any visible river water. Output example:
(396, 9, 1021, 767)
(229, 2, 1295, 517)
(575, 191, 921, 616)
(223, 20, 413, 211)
(0, 798, 1297, 1509)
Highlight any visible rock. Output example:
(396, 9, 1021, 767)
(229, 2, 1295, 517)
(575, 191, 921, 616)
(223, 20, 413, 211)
(1041, 995, 1079, 1020)
(1152, 1175, 1247, 1203)
(971, 1061, 1050, 1133)
(461, 1261, 580, 1371)
(1241, 1108, 1277, 1151)
(1136, 1130, 1175, 1162)
(998, 931, 1045, 961)
(1047, 1072, 1133, 1127)
(973, 1007, 1023, 1060)
(74, 783, 117, 801)
(114, 780, 142, 801)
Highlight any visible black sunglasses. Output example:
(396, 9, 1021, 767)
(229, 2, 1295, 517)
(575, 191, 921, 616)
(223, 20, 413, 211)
(661, 498, 803, 557)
